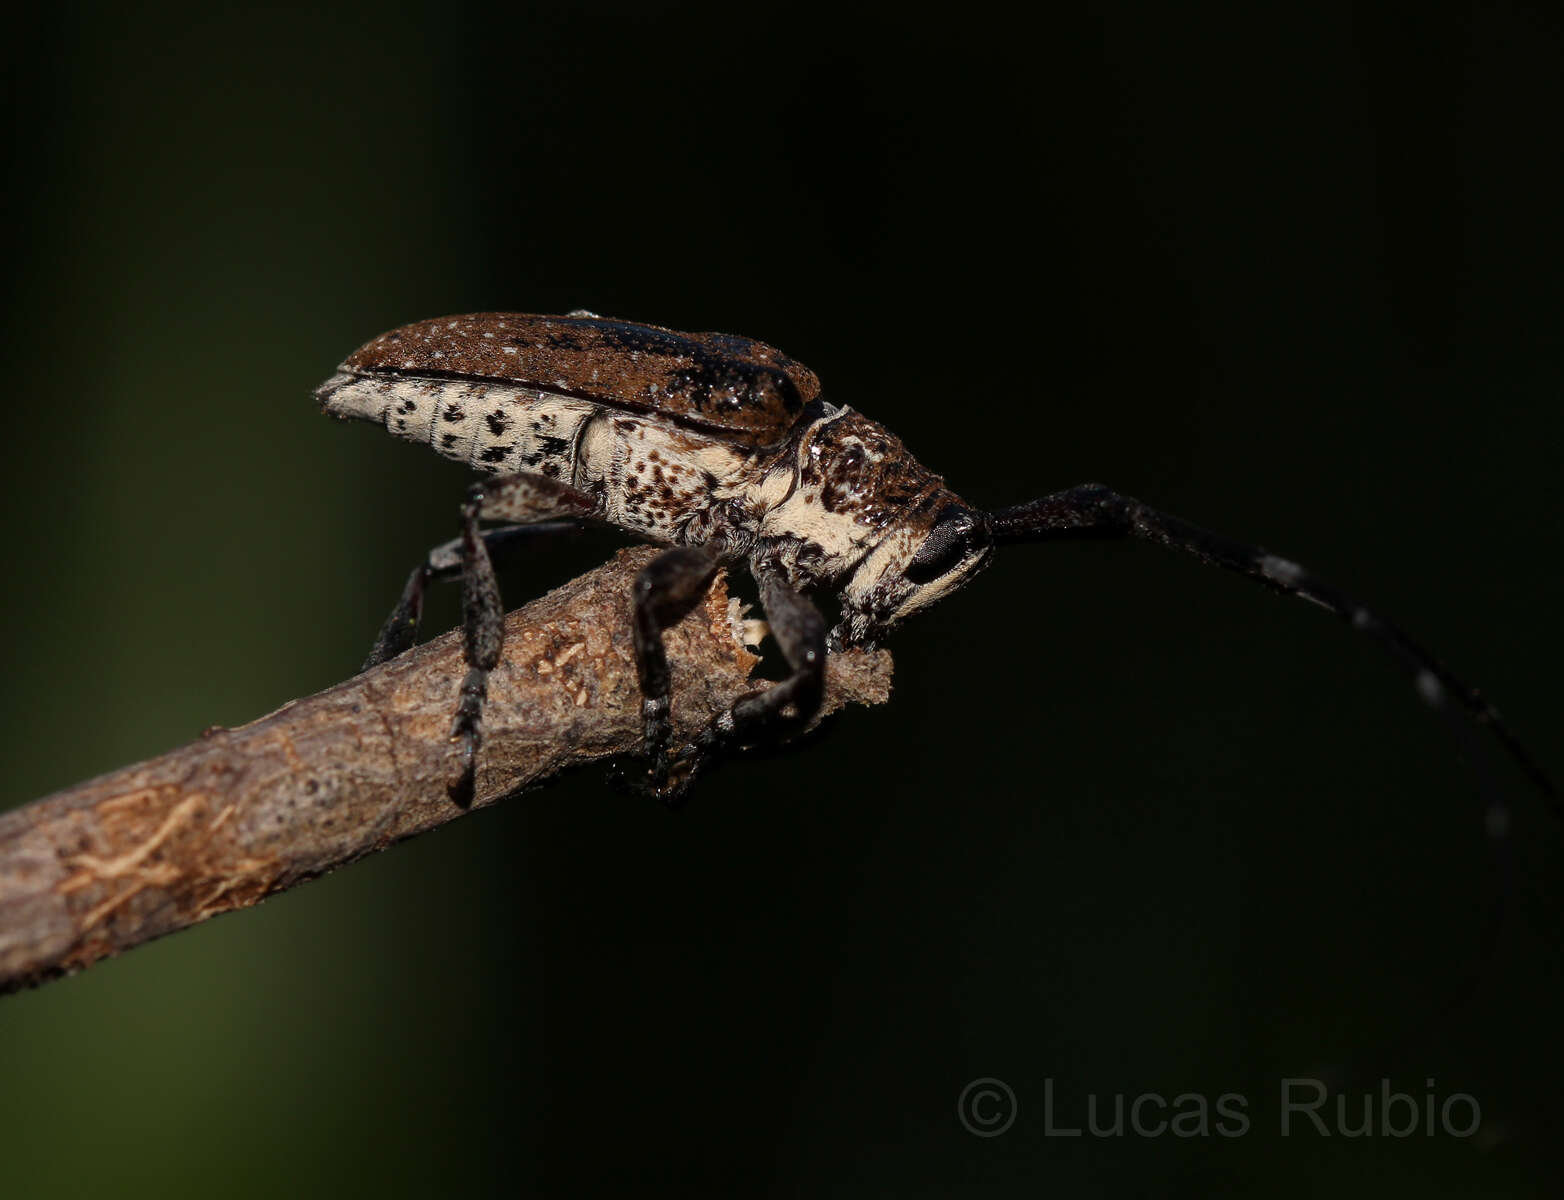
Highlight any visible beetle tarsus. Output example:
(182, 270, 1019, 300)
(640, 692, 674, 793)
(448, 666, 488, 808)
(657, 743, 709, 805)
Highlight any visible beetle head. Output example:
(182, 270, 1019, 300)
(835, 499, 993, 646)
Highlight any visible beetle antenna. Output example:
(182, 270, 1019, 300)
(989, 484, 1559, 814)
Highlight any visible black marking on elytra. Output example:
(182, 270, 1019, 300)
(529, 317, 807, 421)
(443, 405, 466, 423)
(486, 411, 509, 435)
(666, 357, 802, 418)
(480, 446, 512, 464)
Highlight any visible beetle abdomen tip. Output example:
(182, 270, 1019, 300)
(314, 371, 357, 413)
(315, 371, 388, 425)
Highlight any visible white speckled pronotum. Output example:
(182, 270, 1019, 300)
(319, 312, 1556, 812)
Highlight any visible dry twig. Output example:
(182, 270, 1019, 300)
(0, 548, 892, 994)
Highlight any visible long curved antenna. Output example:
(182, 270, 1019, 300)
(989, 484, 1558, 814)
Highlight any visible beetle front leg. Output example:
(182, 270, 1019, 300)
(668, 568, 827, 799)
(446, 472, 597, 807)
(631, 546, 721, 799)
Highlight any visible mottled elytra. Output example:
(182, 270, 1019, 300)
(340, 312, 819, 448)
(317, 311, 1556, 815)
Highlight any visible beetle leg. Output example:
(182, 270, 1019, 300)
(666, 568, 827, 801)
(441, 472, 597, 807)
(631, 547, 721, 799)
(362, 522, 584, 670)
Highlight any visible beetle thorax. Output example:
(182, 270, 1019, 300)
(741, 405, 995, 647)
(749, 407, 949, 588)
(573, 413, 761, 546)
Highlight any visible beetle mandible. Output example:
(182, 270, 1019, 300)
(316, 312, 1555, 809)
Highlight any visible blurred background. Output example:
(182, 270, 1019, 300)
(3, 1, 1561, 1195)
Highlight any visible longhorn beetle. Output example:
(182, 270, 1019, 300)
(316, 312, 1556, 810)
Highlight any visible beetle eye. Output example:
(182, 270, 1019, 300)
(906, 515, 977, 585)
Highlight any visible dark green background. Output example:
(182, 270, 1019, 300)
(3, 2, 1561, 1195)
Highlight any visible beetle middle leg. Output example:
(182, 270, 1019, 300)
(447, 472, 598, 805)
(372, 472, 597, 806)
(631, 547, 722, 797)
